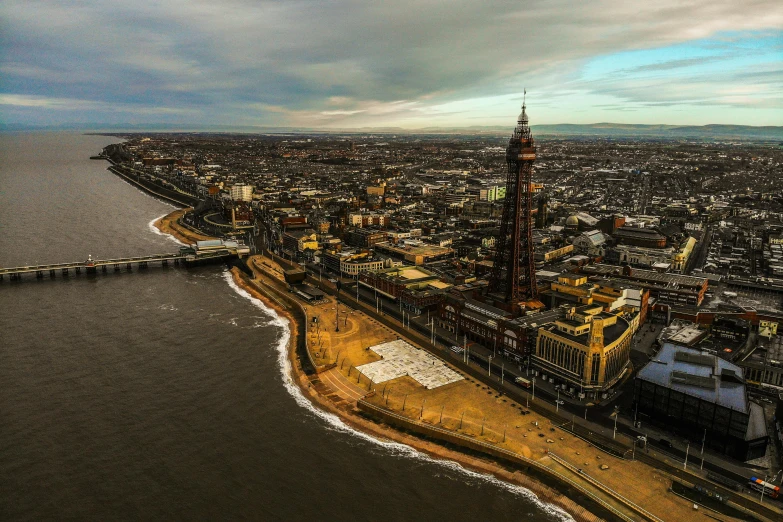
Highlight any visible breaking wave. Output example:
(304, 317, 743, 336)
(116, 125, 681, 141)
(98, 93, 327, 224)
(221, 270, 572, 521)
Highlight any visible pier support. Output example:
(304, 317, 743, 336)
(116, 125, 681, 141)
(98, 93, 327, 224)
(102, 265, 107, 273)
(114, 264, 120, 272)
(62, 268, 69, 276)
(75, 267, 81, 274)
(126, 263, 132, 271)
(50, 269, 56, 278)
(36, 271, 43, 279)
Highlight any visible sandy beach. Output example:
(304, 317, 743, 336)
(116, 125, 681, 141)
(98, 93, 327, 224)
(226, 265, 605, 522)
(153, 209, 216, 244)
(143, 209, 771, 522)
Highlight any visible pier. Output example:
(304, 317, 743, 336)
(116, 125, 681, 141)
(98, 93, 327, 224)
(1, 240, 251, 282)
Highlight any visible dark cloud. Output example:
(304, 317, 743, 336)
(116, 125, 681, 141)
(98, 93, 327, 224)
(1, 0, 781, 126)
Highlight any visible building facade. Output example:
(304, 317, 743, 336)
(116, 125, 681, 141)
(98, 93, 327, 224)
(534, 305, 633, 394)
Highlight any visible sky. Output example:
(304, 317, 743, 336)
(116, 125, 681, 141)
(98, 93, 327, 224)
(1, 1, 781, 129)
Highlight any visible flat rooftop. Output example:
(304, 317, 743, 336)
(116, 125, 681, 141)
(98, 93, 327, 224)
(398, 268, 430, 280)
(667, 325, 705, 346)
(583, 264, 707, 288)
(637, 343, 748, 413)
(511, 307, 567, 328)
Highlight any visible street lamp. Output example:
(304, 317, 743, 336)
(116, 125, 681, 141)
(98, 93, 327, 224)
(532, 377, 536, 402)
(556, 389, 560, 412)
(684, 440, 690, 470)
(612, 405, 619, 440)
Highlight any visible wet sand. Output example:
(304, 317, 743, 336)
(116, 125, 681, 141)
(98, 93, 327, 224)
(154, 209, 216, 244)
(227, 267, 601, 522)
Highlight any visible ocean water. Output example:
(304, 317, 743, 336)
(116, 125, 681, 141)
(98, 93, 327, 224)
(0, 132, 569, 521)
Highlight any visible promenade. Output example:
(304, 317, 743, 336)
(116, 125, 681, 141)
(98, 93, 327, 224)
(237, 252, 774, 522)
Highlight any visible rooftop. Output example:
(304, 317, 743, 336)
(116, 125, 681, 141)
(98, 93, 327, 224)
(584, 264, 707, 289)
(637, 343, 748, 413)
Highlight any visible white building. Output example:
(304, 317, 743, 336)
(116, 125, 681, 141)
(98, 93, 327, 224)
(230, 184, 254, 202)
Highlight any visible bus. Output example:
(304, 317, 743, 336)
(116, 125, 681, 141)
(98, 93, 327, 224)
(514, 377, 531, 389)
(749, 477, 780, 499)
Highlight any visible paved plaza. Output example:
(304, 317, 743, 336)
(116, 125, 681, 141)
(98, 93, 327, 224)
(357, 340, 464, 389)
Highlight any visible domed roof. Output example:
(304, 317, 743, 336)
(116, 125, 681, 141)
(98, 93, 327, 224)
(566, 215, 579, 225)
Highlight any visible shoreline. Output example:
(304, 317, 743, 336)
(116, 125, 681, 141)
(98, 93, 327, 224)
(225, 266, 597, 522)
(153, 209, 217, 244)
(149, 209, 772, 522)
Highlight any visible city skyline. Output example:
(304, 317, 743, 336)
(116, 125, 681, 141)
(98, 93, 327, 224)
(1, 1, 781, 128)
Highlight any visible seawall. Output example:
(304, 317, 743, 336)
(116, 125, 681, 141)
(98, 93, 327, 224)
(105, 162, 200, 208)
(227, 264, 615, 522)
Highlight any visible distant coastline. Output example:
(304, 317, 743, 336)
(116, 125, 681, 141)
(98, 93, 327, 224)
(0, 124, 779, 141)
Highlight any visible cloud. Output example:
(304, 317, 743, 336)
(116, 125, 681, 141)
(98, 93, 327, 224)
(1, 0, 781, 126)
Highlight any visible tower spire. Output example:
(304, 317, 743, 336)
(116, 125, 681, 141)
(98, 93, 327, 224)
(518, 89, 528, 126)
(489, 99, 539, 311)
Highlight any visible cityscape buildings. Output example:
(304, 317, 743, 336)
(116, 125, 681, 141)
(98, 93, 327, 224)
(98, 106, 783, 492)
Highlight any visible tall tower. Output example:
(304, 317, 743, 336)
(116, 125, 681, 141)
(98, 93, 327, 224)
(488, 98, 538, 309)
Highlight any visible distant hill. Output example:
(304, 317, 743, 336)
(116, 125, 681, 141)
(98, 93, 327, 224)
(2, 122, 781, 141)
(528, 123, 783, 140)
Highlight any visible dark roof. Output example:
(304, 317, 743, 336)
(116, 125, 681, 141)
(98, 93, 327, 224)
(614, 226, 664, 238)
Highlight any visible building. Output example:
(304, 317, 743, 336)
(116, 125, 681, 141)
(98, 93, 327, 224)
(711, 316, 751, 343)
(467, 184, 506, 202)
(572, 230, 608, 257)
(348, 213, 388, 228)
(545, 273, 648, 330)
(323, 249, 386, 276)
(613, 226, 667, 248)
(360, 266, 451, 313)
(634, 343, 768, 461)
(374, 241, 454, 265)
(533, 305, 633, 395)
(282, 229, 318, 253)
(739, 334, 783, 390)
(535, 244, 574, 264)
(581, 265, 708, 307)
(565, 212, 600, 233)
(346, 228, 387, 248)
(230, 183, 254, 202)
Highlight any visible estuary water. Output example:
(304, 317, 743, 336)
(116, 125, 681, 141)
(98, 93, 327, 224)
(0, 132, 568, 521)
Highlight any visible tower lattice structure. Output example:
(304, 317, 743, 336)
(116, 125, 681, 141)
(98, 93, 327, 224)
(488, 101, 538, 308)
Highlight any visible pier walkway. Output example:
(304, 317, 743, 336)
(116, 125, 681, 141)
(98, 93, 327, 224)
(0, 253, 187, 281)
(1, 240, 250, 281)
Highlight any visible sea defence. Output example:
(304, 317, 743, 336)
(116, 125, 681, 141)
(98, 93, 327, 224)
(232, 251, 781, 522)
(103, 160, 201, 208)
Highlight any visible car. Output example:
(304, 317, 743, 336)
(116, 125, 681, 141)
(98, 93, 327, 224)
(450, 345, 465, 354)
(659, 439, 673, 449)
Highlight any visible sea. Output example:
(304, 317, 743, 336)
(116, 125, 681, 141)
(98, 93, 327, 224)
(0, 132, 569, 521)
